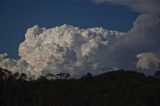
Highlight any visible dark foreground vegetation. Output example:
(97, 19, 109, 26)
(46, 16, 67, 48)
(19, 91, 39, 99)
(0, 67, 160, 106)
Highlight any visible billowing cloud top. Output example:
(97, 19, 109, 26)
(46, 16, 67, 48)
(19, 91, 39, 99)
(0, 24, 126, 78)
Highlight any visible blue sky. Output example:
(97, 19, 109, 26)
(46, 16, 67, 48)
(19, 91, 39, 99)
(0, 0, 139, 58)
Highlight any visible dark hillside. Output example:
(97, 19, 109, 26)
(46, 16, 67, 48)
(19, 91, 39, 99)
(0, 68, 160, 106)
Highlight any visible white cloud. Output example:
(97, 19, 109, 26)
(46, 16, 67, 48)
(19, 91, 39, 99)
(136, 52, 160, 69)
(0, 53, 16, 71)
(1, 21, 159, 78)
(0, 24, 126, 78)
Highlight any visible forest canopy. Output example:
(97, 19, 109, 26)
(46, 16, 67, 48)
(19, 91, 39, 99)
(0, 67, 160, 106)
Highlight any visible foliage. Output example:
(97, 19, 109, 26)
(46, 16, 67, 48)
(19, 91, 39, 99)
(0, 68, 160, 106)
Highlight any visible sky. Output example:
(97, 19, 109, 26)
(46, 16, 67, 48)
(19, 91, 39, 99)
(0, 0, 160, 79)
(0, 0, 139, 58)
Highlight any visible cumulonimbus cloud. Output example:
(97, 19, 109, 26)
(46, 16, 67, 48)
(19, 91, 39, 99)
(1, 0, 160, 79)
(0, 25, 126, 78)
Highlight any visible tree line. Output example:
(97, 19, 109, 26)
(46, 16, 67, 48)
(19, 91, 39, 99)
(0, 67, 160, 106)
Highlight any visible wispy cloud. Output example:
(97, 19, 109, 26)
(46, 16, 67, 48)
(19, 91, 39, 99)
(92, 0, 160, 14)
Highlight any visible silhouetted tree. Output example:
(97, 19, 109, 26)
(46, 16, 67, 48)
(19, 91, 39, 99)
(153, 63, 160, 79)
(20, 73, 27, 79)
(37, 75, 47, 81)
(56, 73, 70, 79)
(0, 68, 160, 106)
(0, 67, 12, 80)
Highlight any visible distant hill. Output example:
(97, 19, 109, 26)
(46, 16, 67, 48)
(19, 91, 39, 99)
(0, 68, 160, 106)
